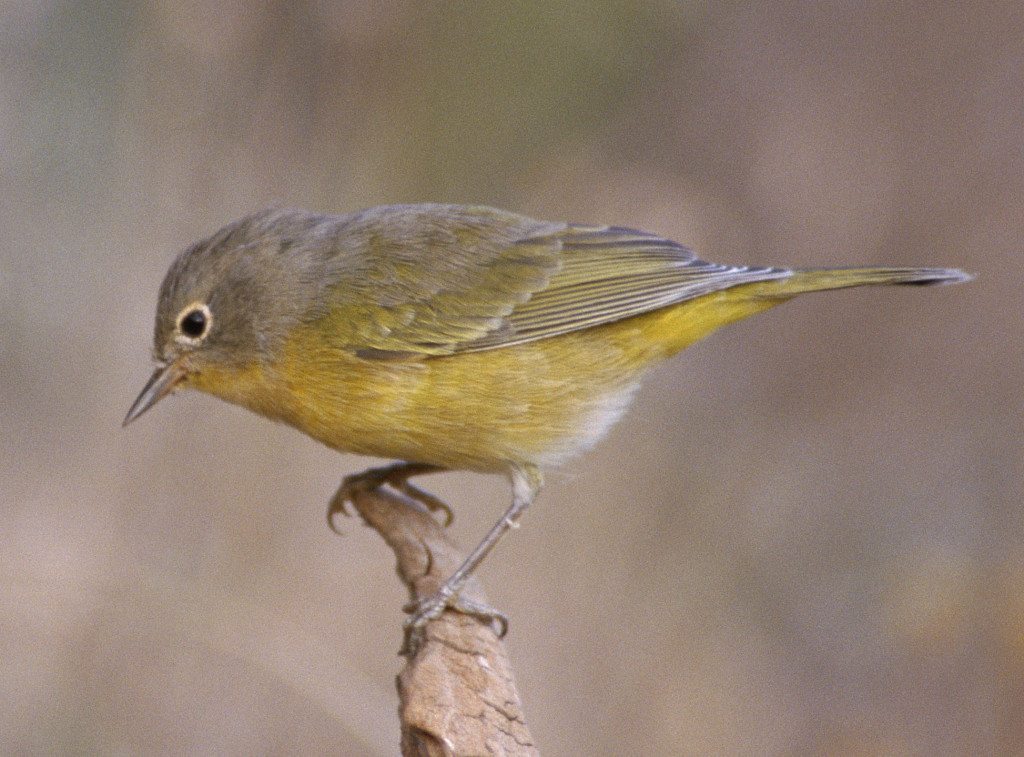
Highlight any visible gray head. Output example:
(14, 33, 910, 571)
(125, 208, 345, 425)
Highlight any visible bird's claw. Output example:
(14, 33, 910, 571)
(327, 463, 453, 534)
(390, 479, 454, 526)
(326, 476, 361, 533)
(401, 590, 509, 655)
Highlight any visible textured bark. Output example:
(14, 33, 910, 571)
(349, 486, 538, 756)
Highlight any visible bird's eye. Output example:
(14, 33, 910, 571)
(177, 304, 211, 340)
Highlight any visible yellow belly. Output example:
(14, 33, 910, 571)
(192, 286, 784, 472)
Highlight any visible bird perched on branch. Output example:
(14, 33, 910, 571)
(124, 203, 971, 643)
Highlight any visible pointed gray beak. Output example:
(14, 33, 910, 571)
(123, 361, 187, 427)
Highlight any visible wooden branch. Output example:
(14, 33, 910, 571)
(349, 486, 538, 756)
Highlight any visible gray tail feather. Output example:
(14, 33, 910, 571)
(765, 266, 974, 296)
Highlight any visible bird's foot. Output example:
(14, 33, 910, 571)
(401, 589, 509, 655)
(327, 462, 452, 533)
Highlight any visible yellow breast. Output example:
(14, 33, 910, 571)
(191, 286, 782, 472)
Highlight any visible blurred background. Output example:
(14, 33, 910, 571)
(2, 1, 1021, 754)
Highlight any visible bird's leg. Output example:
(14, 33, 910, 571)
(402, 464, 542, 653)
(327, 462, 451, 533)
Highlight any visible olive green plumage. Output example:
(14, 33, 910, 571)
(126, 203, 971, 636)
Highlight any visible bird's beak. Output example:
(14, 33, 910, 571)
(123, 360, 187, 427)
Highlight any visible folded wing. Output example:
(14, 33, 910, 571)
(324, 206, 790, 358)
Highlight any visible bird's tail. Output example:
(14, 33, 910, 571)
(643, 264, 972, 360)
(754, 266, 973, 297)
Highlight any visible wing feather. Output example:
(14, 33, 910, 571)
(318, 206, 791, 358)
(454, 225, 790, 352)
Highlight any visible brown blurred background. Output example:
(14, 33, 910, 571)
(2, 2, 1022, 754)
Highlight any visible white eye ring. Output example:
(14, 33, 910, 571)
(175, 302, 213, 345)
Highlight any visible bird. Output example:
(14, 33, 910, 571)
(123, 203, 971, 642)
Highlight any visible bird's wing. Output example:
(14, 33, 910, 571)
(321, 205, 788, 358)
(318, 205, 563, 357)
(458, 225, 789, 353)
